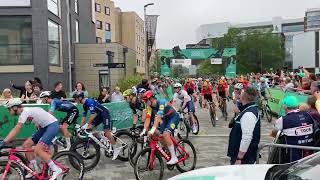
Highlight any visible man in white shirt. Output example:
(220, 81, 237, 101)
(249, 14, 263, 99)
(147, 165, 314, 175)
(0, 99, 62, 180)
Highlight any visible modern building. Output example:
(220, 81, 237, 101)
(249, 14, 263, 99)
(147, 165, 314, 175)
(196, 17, 305, 67)
(0, 0, 96, 92)
(74, 43, 136, 92)
(92, 0, 146, 75)
(121, 11, 146, 74)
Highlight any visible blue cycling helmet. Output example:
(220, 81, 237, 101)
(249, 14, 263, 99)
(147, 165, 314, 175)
(138, 88, 146, 94)
(73, 92, 85, 99)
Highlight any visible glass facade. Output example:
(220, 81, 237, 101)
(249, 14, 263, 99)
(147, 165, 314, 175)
(99, 70, 110, 88)
(47, 0, 59, 16)
(0, 16, 32, 65)
(75, 20, 79, 43)
(48, 20, 61, 65)
(282, 23, 304, 33)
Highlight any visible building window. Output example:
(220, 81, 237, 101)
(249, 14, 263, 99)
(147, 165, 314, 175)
(96, 20, 102, 29)
(47, 0, 60, 16)
(136, 59, 138, 65)
(74, 0, 78, 14)
(105, 23, 110, 31)
(96, 37, 102, 43)
(48, 20, 61, 66)
(106, 51, 114, 63)
(105, 7, 110, 15)
(0, 16, 32, 65)
(99, 70, 110, 88)
(95, 3, 101, 12)
(75, 20, 79, 43)
(105, 31, 111, 43)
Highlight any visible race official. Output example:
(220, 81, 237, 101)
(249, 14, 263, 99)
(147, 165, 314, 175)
(227, 87, 260, 165)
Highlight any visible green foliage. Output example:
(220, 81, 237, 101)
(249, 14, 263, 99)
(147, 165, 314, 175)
(207, 28, 285, 75)
(116, 75, 143, 92)
(172, 65, 189, 78)
(150, 50, 161, 74)
(196, 60, 224, 77)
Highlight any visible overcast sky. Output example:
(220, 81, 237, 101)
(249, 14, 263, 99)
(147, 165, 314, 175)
(115, 0, 320, 49)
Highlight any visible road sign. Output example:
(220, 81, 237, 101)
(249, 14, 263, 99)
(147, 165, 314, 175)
(172, 59, 191, 66)
(211, 58, 222, 64)
(93, 63, 126, 68)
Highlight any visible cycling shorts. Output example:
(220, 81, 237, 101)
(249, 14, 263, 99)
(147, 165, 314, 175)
(61, 107, 79, 125)
(32, 121, 59, 149)
(92, 109, 111, 130)
(159, 114, 180, 134)
(218, 91, 226, 99)
(203, 94, 213, 102)
(181, 100, 195, 113)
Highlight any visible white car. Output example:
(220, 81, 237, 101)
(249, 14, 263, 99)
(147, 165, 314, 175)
(169, 151, 320, 180)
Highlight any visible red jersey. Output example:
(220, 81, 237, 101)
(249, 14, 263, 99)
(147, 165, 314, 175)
(217, 82, 228, 92)
(184, 82, 195, 92)
(201, 85, 213, 96)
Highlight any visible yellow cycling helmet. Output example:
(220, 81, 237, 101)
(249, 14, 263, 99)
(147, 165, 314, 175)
(123, 89, 134, 97)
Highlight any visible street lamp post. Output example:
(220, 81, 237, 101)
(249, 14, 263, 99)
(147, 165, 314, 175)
(144, 3, 154, 79)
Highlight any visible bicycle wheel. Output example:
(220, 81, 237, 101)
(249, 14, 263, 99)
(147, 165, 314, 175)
(191, 114, 200, 135)
(178, 118, 189, 139)
(209, 104, 216, 127)
(128, 140, 138, 167)
(70, 138, 101, 172)
(50, 151, 84, 180)
(114, 130, 134, 161)
(265, 105, 273, 123)
(134, 148, 164, 180)
(222, 101, 228, 121)
(176, 139, 197, 173)
(0, 161, 25, 180)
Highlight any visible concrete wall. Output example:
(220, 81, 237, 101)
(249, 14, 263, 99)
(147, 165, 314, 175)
(74, 43, 136, 92)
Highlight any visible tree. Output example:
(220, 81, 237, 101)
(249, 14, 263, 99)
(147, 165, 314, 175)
(209, 28, 285, 74)
(150, 50, 161, 74)
(196, 60, 224, 77)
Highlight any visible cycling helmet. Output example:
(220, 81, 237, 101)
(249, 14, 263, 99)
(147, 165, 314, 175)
(234, 83, 243, 90)
(260, 77, 266, 82)
(142, 90, 154, 101)
(39, 91, 51, 98)
(137, 88, 146, 94)
(6, 98, 23, 108)
(173, 83, 182, 88)
(198, 77, 202, 81)
(221, 76, 225, 80)
(131, 86, 137, 94)
(72, 92, 85, 99)
(123, 89, 134, 97)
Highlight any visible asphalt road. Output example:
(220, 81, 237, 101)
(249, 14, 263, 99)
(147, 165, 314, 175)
(84, 101, 275, 180)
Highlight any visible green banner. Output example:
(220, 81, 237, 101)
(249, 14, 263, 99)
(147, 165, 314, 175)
(0, 101, 133, 139)
(267, 88, 308, 116)
(225, 57, 236, 78)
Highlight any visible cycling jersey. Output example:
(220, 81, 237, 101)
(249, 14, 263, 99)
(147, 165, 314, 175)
(154, 99, 180, 134)
(217, 83, 227, 92)
(173, 90, 191, 102)
(50, 98, 76, 113)
(184, 83, 195, 95)
(19, 107, 58, 128)
(82, 98, 106, 117)
(201, 85, 213, 96)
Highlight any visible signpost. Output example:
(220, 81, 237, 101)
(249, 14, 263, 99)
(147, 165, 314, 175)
(93, 63, 126, 68)
(211, 58, 222, 64)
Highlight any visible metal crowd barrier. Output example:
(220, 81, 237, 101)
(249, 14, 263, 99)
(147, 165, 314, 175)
(256, 142, 320, 164)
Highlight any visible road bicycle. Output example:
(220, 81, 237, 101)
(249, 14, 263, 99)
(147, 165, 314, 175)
(134, 132, 197, 180)
(208, 102, 217, 127)
(218, 96, 228, 121)
(70, 127, 133, 171)
(127, 126, 149, 168)
(0, 144, 84, 180)
(260, 97, 272, 122)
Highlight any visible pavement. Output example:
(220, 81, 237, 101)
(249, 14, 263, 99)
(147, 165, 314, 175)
(83, 101, 275, 180)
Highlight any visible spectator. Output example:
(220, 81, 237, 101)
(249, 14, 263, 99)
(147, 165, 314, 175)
(20, 81, 34, 102)
(97, 87, 111, 104)
(33, 77, 43, 90)
(272, 96, 314, 163)
(73, 82, 89, 98)
(137, 79, 150, 91)
(111, 87, 124, 102)
(51, 82, 66, 99)
(0, 88, 13, 104)
(307, 95, 320, 123)
(10, 80, 33, 98)
(227, 87, 260, 165)
(283, 77, 294, 91)
(30, 83, 43, 103)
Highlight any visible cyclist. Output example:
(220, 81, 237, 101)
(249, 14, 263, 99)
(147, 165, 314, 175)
(201, 80, 219, 121)
(39, 91, 79, 150)
(143, 91, 180, 165)
(217, 76, 229, 117)
(184, 78, 197, 101)
(257, 77, 269, 99)
(0, 98, 62, 179)
(173, 83, 198, 133)
(123, 88, 141, 129)
(73, 92, 121, 160)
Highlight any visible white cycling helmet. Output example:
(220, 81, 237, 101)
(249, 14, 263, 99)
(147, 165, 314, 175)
(39, 91, 51, 98)
(173, 83, 182, 88)
(6, 98, 23, 108)
(198, 77, 203, 81)
(260, 77, 266, 82)
(234, 83, 243, 90)
(132, 86, 137, 94)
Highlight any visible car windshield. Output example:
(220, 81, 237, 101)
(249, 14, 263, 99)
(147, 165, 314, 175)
(281, 153, 320, 180)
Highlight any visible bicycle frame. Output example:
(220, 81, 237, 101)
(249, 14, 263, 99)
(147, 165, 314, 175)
(148, 136, 190, 170)
(1, 148, 69, 180)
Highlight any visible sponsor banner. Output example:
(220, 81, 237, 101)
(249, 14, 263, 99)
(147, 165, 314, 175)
(211, 58, 222, 64)
(172, 59, 192, 66)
